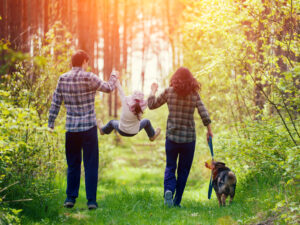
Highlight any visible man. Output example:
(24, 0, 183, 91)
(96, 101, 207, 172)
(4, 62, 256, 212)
(48, 50, 118, 210)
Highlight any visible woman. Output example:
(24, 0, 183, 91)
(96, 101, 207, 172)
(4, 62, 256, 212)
(148, 67, 213, 207)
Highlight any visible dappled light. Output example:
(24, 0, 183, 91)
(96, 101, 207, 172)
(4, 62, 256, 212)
(0, 0, 299, 224)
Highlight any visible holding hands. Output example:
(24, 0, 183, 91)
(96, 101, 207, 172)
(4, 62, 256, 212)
(151, 83, 158, 95)
(111, 70, 120, 78)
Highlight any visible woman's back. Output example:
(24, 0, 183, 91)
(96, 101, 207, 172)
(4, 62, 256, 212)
(166, 87, 197, 142)
(148, 86, 210, 143)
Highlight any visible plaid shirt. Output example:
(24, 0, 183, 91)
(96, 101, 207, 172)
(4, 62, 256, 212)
(148, 87, 211, 143)
(48, 67, 118, 132)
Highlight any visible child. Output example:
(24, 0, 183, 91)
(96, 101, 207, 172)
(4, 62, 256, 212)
(98, 80, 161, 141)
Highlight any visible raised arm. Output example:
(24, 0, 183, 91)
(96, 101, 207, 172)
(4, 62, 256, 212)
(147, 83, 168, 109)
(48, 78, 63, 129)
(89, 71, 119, 93)
(116, 80, 126, 102)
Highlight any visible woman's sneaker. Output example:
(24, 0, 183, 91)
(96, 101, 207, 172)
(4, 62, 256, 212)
(64, 197, 76, 208)
(97, 119, 105, 135)
(164, 190, 173, 207)
(87, 200, 98, 210)
(150, 128, 161, 141)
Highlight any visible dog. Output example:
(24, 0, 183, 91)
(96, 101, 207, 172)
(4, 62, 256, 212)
(205, 161, 237, 206)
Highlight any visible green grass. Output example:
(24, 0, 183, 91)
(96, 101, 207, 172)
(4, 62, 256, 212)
(20, 138, 286, 225)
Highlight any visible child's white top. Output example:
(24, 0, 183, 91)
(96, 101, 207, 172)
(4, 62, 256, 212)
(117, 81, 143, 134)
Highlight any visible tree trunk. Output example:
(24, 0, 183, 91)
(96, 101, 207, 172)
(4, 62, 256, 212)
(77, 0, 89, 52)
(44, 0, 49, 37)
(122, 0, 128, 73)
(166, 0, 175, 69)
(0, 0, 5, 40)
(112, 0, 120, 118)
(21, 0, 29, 52)
(102, 0, 113, 116)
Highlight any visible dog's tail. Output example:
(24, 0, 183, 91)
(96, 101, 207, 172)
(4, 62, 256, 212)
(227, 171, 236, 185)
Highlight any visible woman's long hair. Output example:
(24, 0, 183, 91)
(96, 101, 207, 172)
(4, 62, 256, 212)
(133, 99, 143, 120)
(170, 67, 200, 96)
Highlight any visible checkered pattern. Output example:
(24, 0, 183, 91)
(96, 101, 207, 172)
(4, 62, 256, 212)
(148, 87, 211, 143)
(48, 67, 117, 132)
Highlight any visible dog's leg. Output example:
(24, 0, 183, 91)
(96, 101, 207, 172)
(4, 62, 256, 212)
(221, 194, 226, 206)
(229, 196, 234, 205)
(216, 194, 222, 207)
(229, 185, 236, 205)
(229, 193, 235, 205)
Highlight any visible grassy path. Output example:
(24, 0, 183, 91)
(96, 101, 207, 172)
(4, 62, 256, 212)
(23, 139, 280, 225)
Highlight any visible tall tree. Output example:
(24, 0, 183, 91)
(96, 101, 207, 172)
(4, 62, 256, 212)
(102, 0, 113, 116)
(122, 0, 128, 73)
(112, 0, 121, 117)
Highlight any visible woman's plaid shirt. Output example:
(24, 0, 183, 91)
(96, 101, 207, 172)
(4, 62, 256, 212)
(148, 87, 211, 143)
(48, 67, 117, 132)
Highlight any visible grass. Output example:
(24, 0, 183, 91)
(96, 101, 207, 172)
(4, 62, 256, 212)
(20, 136, 287, 225)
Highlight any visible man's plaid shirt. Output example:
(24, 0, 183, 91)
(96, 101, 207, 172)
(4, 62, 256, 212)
(148, 87, 211, 143)
(48, 67, 117, 132)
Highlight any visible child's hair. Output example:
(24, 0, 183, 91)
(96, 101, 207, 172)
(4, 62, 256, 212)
(133, 99, 143, 120)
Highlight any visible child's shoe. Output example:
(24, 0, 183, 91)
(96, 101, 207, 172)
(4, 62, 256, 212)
(150, 128, 161, 141)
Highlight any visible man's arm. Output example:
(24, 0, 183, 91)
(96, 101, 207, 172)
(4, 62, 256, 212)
(48, 79, 63, 129)
(90, 71, 118, 93)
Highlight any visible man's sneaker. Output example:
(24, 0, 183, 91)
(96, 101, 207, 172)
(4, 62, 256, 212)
(64, 197, 75, 208)
(87, 201, 98, 210)
(150, 128, 161, 142)
(164, 190, 173, 207)
(97, 119, 105, 135)
(174, 204, 182, 208)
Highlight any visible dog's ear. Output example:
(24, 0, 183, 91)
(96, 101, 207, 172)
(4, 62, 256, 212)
(205, 162, 212, 169)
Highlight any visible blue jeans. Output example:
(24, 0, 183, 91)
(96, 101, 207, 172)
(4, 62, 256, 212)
(101, 119, 155, 138)
(164, 139, 196, 206)
(65, 126, 99, 201)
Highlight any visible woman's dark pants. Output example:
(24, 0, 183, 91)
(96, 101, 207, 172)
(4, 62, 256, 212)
(65, 126, 99, 202)
(164, 139, 196, 206)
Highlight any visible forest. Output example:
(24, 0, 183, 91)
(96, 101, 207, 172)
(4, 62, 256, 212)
(0, 0, 299, 224)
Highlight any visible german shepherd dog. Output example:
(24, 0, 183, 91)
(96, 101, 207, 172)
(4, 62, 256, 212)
(205, 161, 236, 206)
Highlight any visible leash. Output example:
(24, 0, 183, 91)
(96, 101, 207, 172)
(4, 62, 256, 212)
(208, 136, 214, 199)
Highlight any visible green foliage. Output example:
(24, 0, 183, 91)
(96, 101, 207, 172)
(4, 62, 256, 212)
(0, 87, 64, 219)
(0, 25, 72, 222)
(0, 40, 28, 76)
(0, 207, 21, 225)
(179, 0, 299, 135)
(214, 117, 299, 224)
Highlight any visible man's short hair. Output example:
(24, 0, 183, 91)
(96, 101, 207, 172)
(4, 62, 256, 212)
(72, 50, 90, 67)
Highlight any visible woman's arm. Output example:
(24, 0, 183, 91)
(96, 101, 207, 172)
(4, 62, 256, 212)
(196, 93, 213, 142)
(147, 83, 168, 109)
(206, 124, 213, 142)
